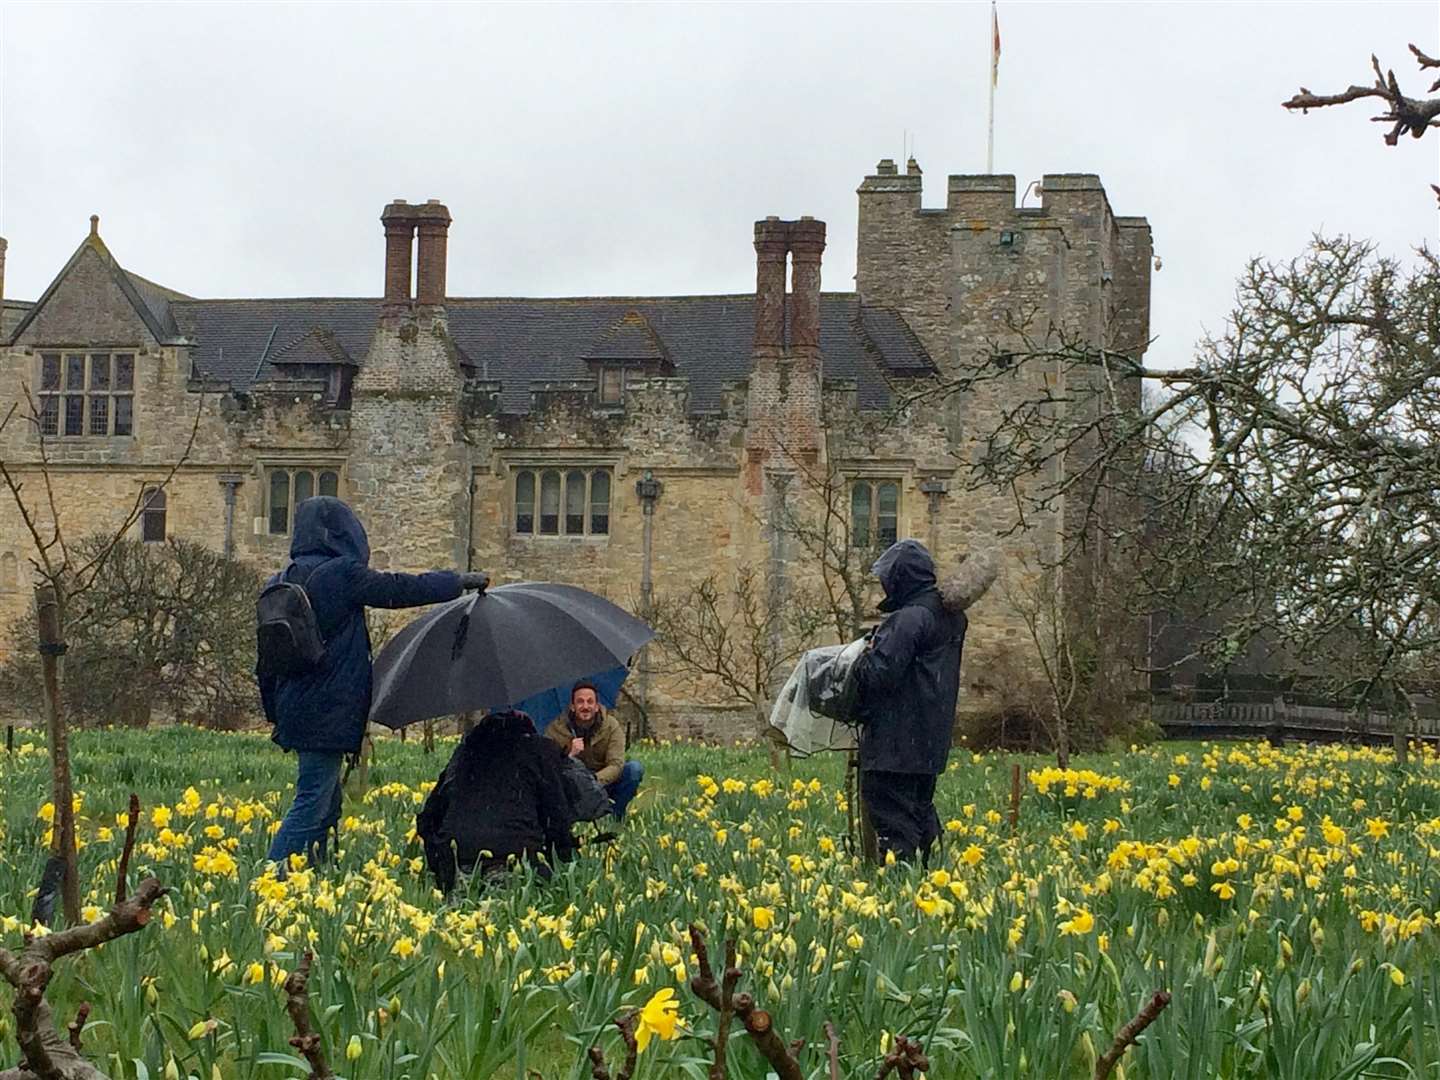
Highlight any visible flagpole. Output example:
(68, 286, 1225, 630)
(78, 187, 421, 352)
(986, 1, 997, 173)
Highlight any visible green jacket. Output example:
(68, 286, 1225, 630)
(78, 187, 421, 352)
(543, 710, 625, 786)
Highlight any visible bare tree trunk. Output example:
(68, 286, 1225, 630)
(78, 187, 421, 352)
(423, 717, 435, 754)
(1391, 706, 1409, 766)
(1054, 694, 1071, 771)
(35, 585, 80, 927)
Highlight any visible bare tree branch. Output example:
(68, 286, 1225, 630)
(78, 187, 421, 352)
(0, 878, 164, 1080)
(1284, 48, 1440, 144)
(1094, 990, 1172, 1080)
(283, 951, 334, 1080)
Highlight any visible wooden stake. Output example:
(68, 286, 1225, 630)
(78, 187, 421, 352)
(1009, 762, 1021, 835)
(35, 584, 80, 927)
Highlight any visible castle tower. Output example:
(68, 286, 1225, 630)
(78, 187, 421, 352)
(856, 159, 1153, 694)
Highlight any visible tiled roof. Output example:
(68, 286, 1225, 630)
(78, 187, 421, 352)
(171, 299, 379, 387)
(580, 310, 671, 367)
(125, 272, 189, 342)
(269, 325, 356, 367)
(172, 294, 933, 413)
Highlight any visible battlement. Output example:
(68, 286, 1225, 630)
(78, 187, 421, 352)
(855, 156, 1154, 381)
(859, 159, 1148, 233)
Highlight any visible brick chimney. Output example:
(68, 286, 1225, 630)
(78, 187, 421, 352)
(414, 200, 452, 307)
(745, 216, 827, 491)
(787, 216, 826, 352)
(753, 217, 789, 353)
(381, 200, 416, 305)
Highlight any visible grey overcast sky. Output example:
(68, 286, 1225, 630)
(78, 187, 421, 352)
(1, 1, 1435, 374)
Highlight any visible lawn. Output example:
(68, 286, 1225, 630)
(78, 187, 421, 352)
(2, 727, 1439, 1079)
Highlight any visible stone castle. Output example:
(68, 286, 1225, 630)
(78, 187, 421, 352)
(0, 160, 1152, 738)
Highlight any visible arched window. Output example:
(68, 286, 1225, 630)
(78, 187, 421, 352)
(850, 481, 872, 549)
(141, 488, 167, 543)
(514, 471, 535, 534)
(564, 470, 586, 534)
(0, 552, 17, 592)
(539, 471, 561, 534)
(294, 470, 315, 506)
(318, 471, 339, 498)
(589, 470, 611, 535)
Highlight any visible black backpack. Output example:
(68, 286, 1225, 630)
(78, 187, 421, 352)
(256, 563, 327, 678)
(557, 755, 612, 822)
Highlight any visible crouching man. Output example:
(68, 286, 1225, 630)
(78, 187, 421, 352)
(543, 682, 644, 821)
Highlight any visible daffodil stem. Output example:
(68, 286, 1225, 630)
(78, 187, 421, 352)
(1093, 990, 1172, 1080)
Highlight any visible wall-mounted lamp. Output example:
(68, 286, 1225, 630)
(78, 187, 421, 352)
(635, 469, 663, 513)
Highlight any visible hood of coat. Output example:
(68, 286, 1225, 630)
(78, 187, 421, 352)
(872, 539, 937, 612)
(290, 497, 371, 565)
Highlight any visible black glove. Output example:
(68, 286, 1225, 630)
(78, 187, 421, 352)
(459, 571, 490, 593)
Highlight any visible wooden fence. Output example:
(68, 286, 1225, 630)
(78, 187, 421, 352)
(1153, 699, 1440, 745)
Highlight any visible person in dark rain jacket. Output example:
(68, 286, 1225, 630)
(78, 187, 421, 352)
(417, 710, 579, 892)
(258, 497, 487, 866)
(853, 538, 988, 864)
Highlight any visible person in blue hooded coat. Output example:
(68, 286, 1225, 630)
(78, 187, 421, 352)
(257, 497, 487, 865)
(852, 539, 972, 863)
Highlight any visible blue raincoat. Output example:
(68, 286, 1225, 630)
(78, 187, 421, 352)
(257, 497, 461, 753)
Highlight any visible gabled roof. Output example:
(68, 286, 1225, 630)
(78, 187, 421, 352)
(580, 310, 671, 368)
(172, 293, 933, 413)
(269, 325, 356, 367)
(7, 228, 189, 347)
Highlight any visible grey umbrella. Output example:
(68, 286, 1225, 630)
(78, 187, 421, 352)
(368, 582, 654, 729)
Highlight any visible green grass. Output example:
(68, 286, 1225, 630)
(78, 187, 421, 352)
(1, 728, 1439, 1078)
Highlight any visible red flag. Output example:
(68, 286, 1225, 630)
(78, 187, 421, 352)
(991, 3, 1001, 87)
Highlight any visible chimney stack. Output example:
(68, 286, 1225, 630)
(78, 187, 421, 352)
(0, 236, 7, 306)
(381, 200, 416, 305)
(787, 216, 826, 351)
(753, 217, 789, 353)
(414, 200, 452, 306)
(752, 216, 827, 354)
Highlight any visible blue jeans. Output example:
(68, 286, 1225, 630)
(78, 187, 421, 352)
(268, 751, 344, 866)
(607, 760, 644, 821)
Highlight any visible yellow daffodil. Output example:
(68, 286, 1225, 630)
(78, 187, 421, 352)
(635, 988, 680, 1052)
